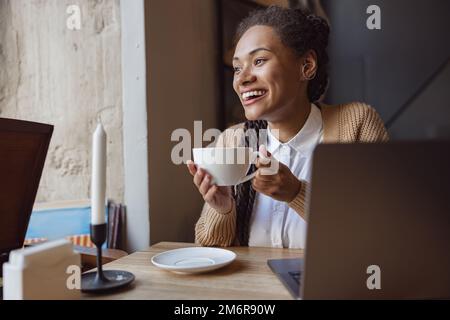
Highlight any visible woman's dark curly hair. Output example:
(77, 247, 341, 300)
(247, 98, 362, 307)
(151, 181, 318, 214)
(232, 6, 330, 246)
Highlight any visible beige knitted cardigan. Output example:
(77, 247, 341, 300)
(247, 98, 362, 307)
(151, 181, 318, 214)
(195, 102, 389, 247)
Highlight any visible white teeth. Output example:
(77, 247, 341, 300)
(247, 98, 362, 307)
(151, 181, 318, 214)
(242, 90, 266, 100)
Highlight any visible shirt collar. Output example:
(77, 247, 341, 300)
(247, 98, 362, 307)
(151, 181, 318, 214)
(267, 103, 323, 156)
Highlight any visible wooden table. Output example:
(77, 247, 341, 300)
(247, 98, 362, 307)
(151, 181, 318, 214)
(84, 242, 303, 300)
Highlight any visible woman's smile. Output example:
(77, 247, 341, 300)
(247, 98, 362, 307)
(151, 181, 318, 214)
(241, 89, 268, 106)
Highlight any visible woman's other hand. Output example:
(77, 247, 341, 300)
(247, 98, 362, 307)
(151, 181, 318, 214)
(252, 145, 301, 203)
(187, 160, 233, 214)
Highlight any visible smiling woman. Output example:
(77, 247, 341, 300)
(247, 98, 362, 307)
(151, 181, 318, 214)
(188, 6, 389, 249)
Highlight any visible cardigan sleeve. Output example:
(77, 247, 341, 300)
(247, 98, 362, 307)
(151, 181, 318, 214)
(358, 105, 390, 142)
(194, 124, 244, 247)
(195, 199, 237, 247)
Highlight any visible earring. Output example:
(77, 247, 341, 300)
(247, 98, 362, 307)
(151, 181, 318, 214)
(302, 63, 317, 81)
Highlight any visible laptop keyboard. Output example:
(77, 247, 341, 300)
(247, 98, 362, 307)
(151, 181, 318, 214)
(288, 271, 302, 285)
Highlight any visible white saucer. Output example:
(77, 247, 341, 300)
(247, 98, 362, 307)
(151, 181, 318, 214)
(151, 247, 236, 274)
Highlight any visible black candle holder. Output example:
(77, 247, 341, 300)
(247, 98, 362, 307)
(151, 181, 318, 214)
(81, 223, 135, 293)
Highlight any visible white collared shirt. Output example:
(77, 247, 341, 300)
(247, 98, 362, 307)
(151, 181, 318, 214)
(248, 103, 323, 248)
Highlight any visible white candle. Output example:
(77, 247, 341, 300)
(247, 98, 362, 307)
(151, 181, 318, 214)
(91, 122, 107, 225)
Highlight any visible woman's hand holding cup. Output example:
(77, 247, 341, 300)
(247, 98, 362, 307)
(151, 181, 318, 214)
(187, 160, 233, 214)
(252, 145, 302, 203)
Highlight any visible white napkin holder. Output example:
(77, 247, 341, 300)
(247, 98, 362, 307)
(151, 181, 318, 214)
(2, 239, 81, 300)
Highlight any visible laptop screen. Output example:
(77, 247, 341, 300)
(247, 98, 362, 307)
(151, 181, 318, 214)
(0, 118, 53, 255)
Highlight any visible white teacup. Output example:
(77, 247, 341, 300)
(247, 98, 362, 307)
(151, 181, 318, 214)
(192, 147, 260, 186)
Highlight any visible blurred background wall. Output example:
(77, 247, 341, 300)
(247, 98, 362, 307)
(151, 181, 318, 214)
(321, 0, 450, 140)
(145, 0, 219, 244)
(0, 0, 124, 203)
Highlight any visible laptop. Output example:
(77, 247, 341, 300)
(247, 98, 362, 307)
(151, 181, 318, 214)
(0, 118, 53, 297)
(268, 142, 450, 299)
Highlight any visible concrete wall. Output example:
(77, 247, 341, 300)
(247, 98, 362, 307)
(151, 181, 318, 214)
(0, 0, 124, 203)
(146, 0, 219, 244)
